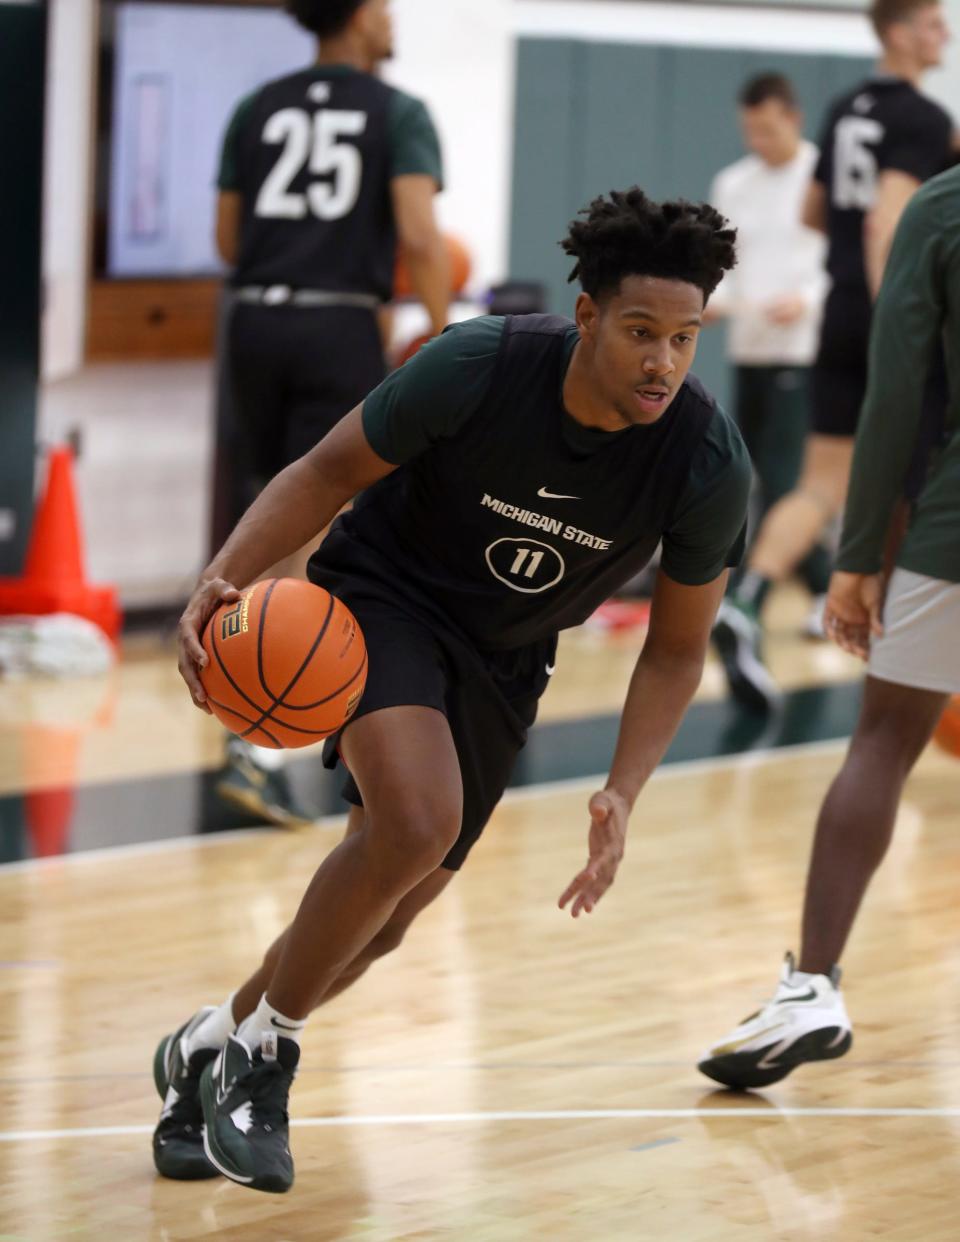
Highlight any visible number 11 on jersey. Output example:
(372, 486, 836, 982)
(510, 548, 545, 579)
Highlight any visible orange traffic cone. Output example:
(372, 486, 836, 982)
(0, 445, 121, 639)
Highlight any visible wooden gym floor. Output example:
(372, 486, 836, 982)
(1, 587, 958, 1240)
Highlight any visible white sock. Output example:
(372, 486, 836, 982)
(185, 992, 237, 1057)
(236, 993, 306, 1050)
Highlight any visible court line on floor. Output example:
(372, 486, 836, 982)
(6, 1054, 956, 1087)
(3, 1104, 960, 1143)
(0, 738, 849, 876)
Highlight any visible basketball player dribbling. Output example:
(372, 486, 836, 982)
(154, 189, 751, 1193)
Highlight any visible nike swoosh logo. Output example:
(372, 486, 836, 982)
(537, 487, 580, 500)
(270, 1017, 301, 1032)
(216, 1051, 231, 1106)
(775, 987, 818, 1005)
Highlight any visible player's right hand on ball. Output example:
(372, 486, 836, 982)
(177, 578, 242, 712)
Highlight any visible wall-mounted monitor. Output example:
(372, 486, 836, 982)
(97, 1, 313, 277)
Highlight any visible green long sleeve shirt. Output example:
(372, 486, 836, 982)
(837, 164, 960, 583)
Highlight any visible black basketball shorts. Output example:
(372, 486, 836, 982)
(812, 288, 948, 495)
(227, 302, 386, 484)
(311, 569, 557, 871)
(811, 287, 871, 438)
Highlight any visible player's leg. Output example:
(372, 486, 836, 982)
(698, 675, 942, 1090)
(731, 365, 764, 475)
(713, 368, 800, 708)
(713, 298, 866, 710)
(700, 571, 957, 1089)
(748, 366, 805, 519)
(194, 625, 552, 1192)
(712, 432, 853, 711)
(724, 366, 764, 584)
(230, 855, 454, 1016)
(214, 304, 316, 824)
(730, 310, 864, 614)
(225, 301, 289, 493)
(257, 704, 461, 1006)
(197, 704, 462, 1192)
(151, 806, 453, 1182)
(745, 432, 852, 581)
(278, 305, 387, 579)
(228, 807, 454, 1019)
(798, 674, 946, 974)
(750, 367, 833, 627)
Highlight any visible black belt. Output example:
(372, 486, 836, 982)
(234, 285, 380, 310)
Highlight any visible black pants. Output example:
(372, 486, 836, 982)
(734, 364, 831, 596)
(227, 302, 386, 485)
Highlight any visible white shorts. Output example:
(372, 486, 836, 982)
(869, 568, 960, 694)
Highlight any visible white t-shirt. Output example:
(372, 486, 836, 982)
(710, 140, 828, 366)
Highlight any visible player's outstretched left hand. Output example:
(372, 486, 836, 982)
(558, 790, 629, 918)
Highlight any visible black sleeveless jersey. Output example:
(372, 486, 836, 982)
(226, 68, 402, 299)
(815, 78, 952, 297)
(313, 316, 744, 651)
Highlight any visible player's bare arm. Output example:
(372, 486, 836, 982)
(177, 408, 395, 708)
(215, 190, 242, 266)
(864, 169, 921, 298)
(391, 173, 450, 335)
(559, 569, 728, 916)
(801, 179, 827, 233)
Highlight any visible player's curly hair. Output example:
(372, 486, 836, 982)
(561, 187, 737, 303)
(285, 0, 367, 38)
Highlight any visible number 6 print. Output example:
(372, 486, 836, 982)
(832, 116, 884, 211)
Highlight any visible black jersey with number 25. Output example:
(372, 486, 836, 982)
(815, 77, 952, 297)
(313, 315, 750, 651)
(223, 68, 425, 299)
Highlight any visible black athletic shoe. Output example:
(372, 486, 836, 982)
(711, 600, 782, 713)
(152, 1008, 220, 1180)
(199, 1031, 299, 1194)
(215, 739, 315, 828)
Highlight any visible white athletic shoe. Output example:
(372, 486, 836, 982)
(698, 952, 853, 1089)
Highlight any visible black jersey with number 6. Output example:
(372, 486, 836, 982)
(814, 77, 952, 298)
(218, 66, 442, 299)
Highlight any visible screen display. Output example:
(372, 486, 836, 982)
(107, 2, 313, 276)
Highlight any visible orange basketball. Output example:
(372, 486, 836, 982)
(932, 696, 960, 758)
(200, 579, 367, 749)
(394, 233, 472, 299)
